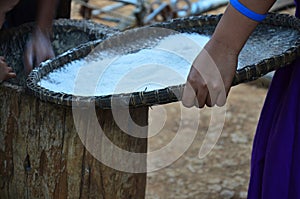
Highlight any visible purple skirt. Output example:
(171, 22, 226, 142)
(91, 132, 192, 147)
(247, 3, 300, 198)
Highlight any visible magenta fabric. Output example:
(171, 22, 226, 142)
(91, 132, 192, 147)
(247, 3, 300, 198)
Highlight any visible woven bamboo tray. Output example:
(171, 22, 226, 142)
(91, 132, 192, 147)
(27, 13, 300, 109)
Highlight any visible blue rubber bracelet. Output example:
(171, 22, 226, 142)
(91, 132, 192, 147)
(230, 0, 267, 22)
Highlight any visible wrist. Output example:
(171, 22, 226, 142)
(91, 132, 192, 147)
(209, 37, 239, 56)
(230, 0, 267, 22)
(205, 37, 239, 58)
(208, 33, 243, 57)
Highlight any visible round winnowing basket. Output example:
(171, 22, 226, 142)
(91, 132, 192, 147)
(27, 13, 300, 109)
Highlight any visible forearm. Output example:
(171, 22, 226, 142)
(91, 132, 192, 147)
(36, 0, 59, 33)
(209, 0, 276, 55)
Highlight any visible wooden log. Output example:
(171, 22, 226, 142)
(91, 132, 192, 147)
(0, 84, 148, 198)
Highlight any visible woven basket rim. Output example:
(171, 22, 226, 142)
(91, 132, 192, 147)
(1, 18, 118, 90)
(26, 13, 300, 109)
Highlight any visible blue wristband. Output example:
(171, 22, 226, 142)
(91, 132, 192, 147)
(230, 0, 267, 22)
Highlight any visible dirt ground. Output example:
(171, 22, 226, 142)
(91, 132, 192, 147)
(70, 1, 295, 198)
(145, 84, 266, 199)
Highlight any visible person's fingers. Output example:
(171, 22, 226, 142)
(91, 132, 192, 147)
(24, 41, 34, 74)
(193, 69, 209, 108)
(3, 65, 16, 80)
(206, 90, 218, 107)
(34, 29, 55, 66)
(35, 54, 44, 67)
(6, 72, 16, 79)
(183, 66, 201, 107)
(183, 66, 213, 108)
(216, 88, 227, 107)
(35, 48, 55, 66)
(48, 49, 55, 59)
(7, 67, 13, 72)
(196, 88, 208, 108)
(206, 81, 223, 107)
(182, 82, 197, 108)
(206, 95, 212, 107)
(0, 58, 7, 66)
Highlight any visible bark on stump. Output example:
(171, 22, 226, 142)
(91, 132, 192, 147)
(0, 85, 148, 198)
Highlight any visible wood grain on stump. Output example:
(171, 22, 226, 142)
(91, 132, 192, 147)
(0, 84, 148, 198)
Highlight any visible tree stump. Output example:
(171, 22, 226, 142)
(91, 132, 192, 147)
(0, 89, 147, 198)
(0, 20, 147, 199)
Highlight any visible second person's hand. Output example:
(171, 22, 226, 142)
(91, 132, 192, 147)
(182, 38, 238, 108)
(24, 28, 55, 74)
(0, 56, 16, 82)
